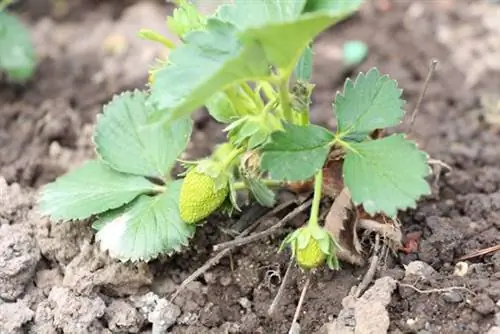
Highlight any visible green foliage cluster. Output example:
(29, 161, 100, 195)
(39, 0, 431, 266)
(0, 0, 36, 82)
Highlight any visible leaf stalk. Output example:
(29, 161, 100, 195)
(232, 179, 284, 191)
(279, 76, 293, 123)
(307, 169, 323, 229)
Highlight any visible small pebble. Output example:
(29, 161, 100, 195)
(453, 262, 469, 276)
(220, 276, 232, 287)
(470, 293, 496, 315)
(238, 297, 251, 310)
(442, 291, 463, 303)
(404, 261, 436, 282)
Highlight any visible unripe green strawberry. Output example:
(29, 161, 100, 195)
(293, 236, 326, 269)
(179, 169, 229, 224)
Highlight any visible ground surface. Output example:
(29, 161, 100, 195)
(1, 0, 500, 333)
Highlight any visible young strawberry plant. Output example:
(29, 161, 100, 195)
(0, 0, 36, 82)
(38, 0, 431, 270)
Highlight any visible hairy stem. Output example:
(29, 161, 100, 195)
(307, 169, 323, 229)
(232, 179, 284, 191)
(222, 147, 244, 170)
(260, 81, 277, 101)
(299, 109, 310, 126)
(242, 83, 264, 110)
(279, 77, 293, 123)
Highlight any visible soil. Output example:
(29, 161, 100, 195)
(1, 0, 500, 333)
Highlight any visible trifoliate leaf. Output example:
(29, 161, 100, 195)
(343, 134, 431, 217)
(0, 12, 36, 82)
(38, 160, 158, 221)
(167, 0, 206, 38)
(148, 1, 362, 124)
(261, 124, 334, 181)
(334, 68, 404, 139)
(94, 90, 192, 180)
(149, 19, 270, 123)
(95, 180, 195, 262)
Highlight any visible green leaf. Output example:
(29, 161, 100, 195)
(205, 91, 239, 123)
(0, 12, 36, 82)
(246, 177, 276, 207)
(334, 68, 404, 138)
(295, 44, 313, 81)
(148, 19, 270, 123)
(261, 124, 333, 181)
(167, 0, 206, 38)
(94, 90, 192, 180)
(95, 180, 195, 262)
(215, 0, 307, 29)
(148, 0, 362, 124)
(38, 160, 158, 221)
(343, 134, 431, 217)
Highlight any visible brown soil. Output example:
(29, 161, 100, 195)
(1, 1, 499, 333)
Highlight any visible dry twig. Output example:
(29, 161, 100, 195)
(212, 199, 312, 251)
(458, 244, 500, 261)
(268, 256, 295, 317)
(409, 59, 439, 130)
(289, 273, 312, 334)
(171, 199, 311, 301)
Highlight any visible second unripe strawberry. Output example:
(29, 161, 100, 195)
(179, 169, 229, 224)
(293, 236, 327, 269)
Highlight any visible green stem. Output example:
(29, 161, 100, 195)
(299, 110, 310, 125)
(232, 179, 284, 191)
(241, 83, 264, 110)
(139, 29, 176, 49)
(308, 169, 323, 229)
(260, 81, 277, 101)
(221, 147, 244, 169)
(279, 77, 293, 123)
(152, 185, 166, 194)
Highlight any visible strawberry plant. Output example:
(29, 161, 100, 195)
(38, 0, 431, 269)
(0, 0, 36, 82)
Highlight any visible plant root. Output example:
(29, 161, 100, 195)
(398, 283, 475, 296)
(354, 234, 381, 298)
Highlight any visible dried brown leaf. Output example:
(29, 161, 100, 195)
(324, 187, 364, 266)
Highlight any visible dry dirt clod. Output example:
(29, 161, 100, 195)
(0, 224, 40, 301)
(0, 300, 34, 334)
(48, 286, 106, 334)
(148, 298, 182, 333)
(105, 299, 145, 333)
(62, 242, 153, 296)
(322, 276, 397, 334)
